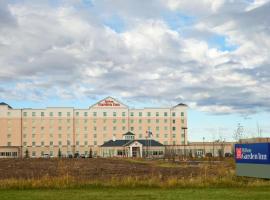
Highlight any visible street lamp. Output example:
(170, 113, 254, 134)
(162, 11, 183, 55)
(203, 137, 205, 157)
(182, 127, 188, 160)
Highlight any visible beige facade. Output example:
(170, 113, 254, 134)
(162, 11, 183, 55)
(165, 142, 234, 158)
(0, 97, 188, 158)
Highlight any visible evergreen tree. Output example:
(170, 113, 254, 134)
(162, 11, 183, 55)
(58, 148, 62, 158)
(89, 147, 93, 158)
(25, 149, 29, 158)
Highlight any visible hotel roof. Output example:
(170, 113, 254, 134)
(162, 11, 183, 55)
(101, 139, 164, 147)
(0, 102, 12, 109)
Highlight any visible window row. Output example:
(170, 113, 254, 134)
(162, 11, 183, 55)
(21, 111, 185, 117)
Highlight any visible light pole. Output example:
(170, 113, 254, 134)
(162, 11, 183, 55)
(203, 137, 205, 157)
(182, 127, 188, 160)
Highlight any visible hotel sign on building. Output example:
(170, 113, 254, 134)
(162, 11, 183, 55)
(0, 97, 188, 158)
(98, 100, 121, 107)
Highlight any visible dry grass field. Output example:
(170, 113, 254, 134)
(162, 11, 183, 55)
(0, 158, 234, 181)
(1, 158, 270, 199)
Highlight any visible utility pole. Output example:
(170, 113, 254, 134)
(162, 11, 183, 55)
(257, 122, 262, 137)
(182, 127, 188, 160)
(203, 137, 205, 157)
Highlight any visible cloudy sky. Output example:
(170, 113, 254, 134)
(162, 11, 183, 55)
(1, 0, 270, 141)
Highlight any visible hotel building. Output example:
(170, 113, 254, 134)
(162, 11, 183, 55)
(0, 97, 188, 158)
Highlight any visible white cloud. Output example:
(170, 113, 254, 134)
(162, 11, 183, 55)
(0, 0, 269, 115)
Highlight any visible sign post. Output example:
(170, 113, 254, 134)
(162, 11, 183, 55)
(235, 143, 270, 179)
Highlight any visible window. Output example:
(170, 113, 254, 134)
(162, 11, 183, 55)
(156, 119, 159, 123)
(41, 141, 44, 146)
(113, 112, 116, 117)
(139, 112, 142, 117)
(103, 112, 107, 117)
(7, 142, 11, 146)
(23, 112, 27, 117)
(76, 141, 79, 145)
(67, 140, 71, 145)
(164, 119, 168, 123)
(156, 134, 159, 138)
(76, 112, 79, 116)
(164, 126, 168, 131)
(130, 112, 134, 116)
(94, 141, 97, 145)
(84, 141, 88, 146)
(122, 119, 126, 123)
(172, 134, 176, 138)
(131, 127, 134, 131)
(50, 112, 53, 117)
(172, 119, 176, 124)
(32, 142, 36, 146)
(172, 112, 176, 117)
(32, 112, 36, 117)
(164, 112, 168, 116)
(93, 112, 97, 117)
(181, 119, 185, 123)
(113, 119, 117, 123)
(113, 126, 116, 131)
(147, 119, 151, 123)
(147, 112, 151, 117)
(131, 119, 134, 123)
(156, 112, 159, 117)
(50, 141, 53, 146)
(58, 141, 62, 146)
(181, 112, 184, 117)
(172, 127, 176, 131)
(67, 112, 71, 117)
(139, 119, 142, 123)
(41, 112, 44, 117)
(122, 126, 126, 131)
(32, 151, 36, 157)
(103, 126, 107, 131)
(164, 134, 168, 138)
(156, 126, 159, 131)
(94, 134, 97, 138)
(122, 112, 126, 117)
(58, 112, 62, 117)
(84, 112, 88, 117)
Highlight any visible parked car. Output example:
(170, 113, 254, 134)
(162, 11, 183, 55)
(68, 154, 73, 158)
(80, 154, 86, 158)
(225, 153, 232, 157)
(74, 153, 80, 158)
(42, 154, 50, 158)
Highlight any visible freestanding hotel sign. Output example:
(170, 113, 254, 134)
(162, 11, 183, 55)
(235, 143, 270, 179)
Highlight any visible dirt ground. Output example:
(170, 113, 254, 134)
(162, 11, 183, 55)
(0, 158, 234, 180)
